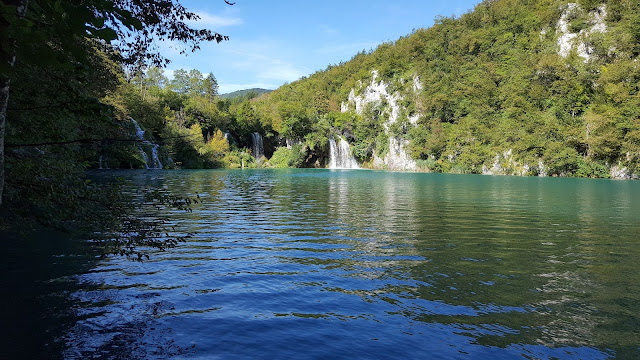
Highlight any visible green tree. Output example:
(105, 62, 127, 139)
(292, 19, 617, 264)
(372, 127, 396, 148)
(146, 67, 168, 89)
(0, 0, 233, 205)
(237, 101, 260, 135)
(247, 0, 640, 177)
(188, 69, 205, 97)
(203, 72, 219, 102)
(171, 69, 190, 94)
(198, 129, 230, 165)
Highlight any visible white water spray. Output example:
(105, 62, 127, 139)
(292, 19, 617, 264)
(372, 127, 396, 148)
(329, 137, 359, 169)
(252, 133, 264, 160)
(132, 119, 163, 169)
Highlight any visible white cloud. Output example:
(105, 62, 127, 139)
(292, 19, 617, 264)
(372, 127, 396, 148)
(320, 25, 339, 35)
(188, 11, 243, 29)
(257, 62, 306, 82)
(162, 36, 313, 93)
(215, 39, 310, 84)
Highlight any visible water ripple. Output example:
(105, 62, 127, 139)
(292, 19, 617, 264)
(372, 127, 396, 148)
(63, 170, 640, 359)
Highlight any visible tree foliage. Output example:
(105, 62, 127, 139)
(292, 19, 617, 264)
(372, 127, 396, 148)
(249, 0, 640, 177)
(0, 0, 232, 255)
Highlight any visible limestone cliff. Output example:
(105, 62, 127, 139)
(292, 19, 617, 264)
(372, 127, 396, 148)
(341, 70, 419, 171)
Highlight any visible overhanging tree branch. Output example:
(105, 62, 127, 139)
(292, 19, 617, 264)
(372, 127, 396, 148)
(6, 134, 199, 148)
(0, 0, 235, 207)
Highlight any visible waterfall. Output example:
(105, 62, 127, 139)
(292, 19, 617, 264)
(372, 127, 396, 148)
(252, 132, 264, 159)
(150, 144, 163, 169)
(98, 155, 110, 169)
(329, 137, 359, 169)
(140, 149, 150, 169)
(132, 119, 146, 140)
(131, 119, 162, 169)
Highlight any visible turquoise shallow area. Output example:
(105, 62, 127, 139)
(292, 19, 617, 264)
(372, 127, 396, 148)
(62, 169, 640, 359)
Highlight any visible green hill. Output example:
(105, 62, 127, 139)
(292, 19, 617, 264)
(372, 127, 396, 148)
(251, 0, 640, 178)
(219, 88, 272, 100)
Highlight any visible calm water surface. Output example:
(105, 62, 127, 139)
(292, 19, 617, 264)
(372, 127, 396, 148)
(62, 169, 639, 359)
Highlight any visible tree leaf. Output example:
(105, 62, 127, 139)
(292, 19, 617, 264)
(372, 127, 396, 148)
(89, 27, 118, 41)
(91, 17, 105, 29)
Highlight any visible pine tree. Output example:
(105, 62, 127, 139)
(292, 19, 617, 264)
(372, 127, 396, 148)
(204, 72, 219, 102)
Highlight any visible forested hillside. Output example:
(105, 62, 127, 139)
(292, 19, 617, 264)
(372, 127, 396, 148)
(220, 88, 272, 100)
(9, 0, 636, 180)
(248, 0, 640, 178)
(3, 0, 640, 247)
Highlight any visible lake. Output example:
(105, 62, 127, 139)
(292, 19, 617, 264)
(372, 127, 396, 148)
(26, 170, 640, 358)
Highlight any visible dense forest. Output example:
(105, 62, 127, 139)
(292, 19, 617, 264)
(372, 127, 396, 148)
(2, 0, 640, 247)
(248, 0, 640, 178)
(93, 0, 640, 180)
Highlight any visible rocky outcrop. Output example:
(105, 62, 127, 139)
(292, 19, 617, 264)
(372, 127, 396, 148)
(373, 137, 417, 171)
(481, 149, 547, 177)
(556, 3, 607, 61)
(481, 149, 639, 179)
(610, 162, 639, 180)
(341, 71, 419, 171)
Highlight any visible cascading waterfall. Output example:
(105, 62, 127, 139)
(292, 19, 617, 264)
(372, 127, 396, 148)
(150, 144, 162, 169)
(133, 119, 145, 139)
(131, 119, 163, 169)
(140, 149, 150, 168)
(329, 137, 359, 169)
(252, 132, 264, 159)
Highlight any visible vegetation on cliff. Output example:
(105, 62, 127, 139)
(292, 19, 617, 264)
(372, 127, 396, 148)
(2, 0, 640, 250)
(248, 0, 640, 178)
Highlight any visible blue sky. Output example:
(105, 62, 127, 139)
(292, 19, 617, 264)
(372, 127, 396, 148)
(161, 0, 481, 94)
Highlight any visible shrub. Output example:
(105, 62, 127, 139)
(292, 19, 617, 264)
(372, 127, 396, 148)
(267, 145, 306, 168)
(575, 160, 610, 178)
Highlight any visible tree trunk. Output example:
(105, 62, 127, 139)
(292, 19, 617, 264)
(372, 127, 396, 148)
(0, 0, 29, 207)
(0, 77, 7, 206)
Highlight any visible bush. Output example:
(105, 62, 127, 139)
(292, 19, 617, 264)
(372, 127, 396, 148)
(267, 145, 306, 168)
(268, 147, 291, 168)
(223, 150, 255, 168)
(288, 144, 307, 168)
(544, 145, 581, 176)
(374, 132, 389, 158)
(416, 158, 439, 172)
(575, 160, 610, 178)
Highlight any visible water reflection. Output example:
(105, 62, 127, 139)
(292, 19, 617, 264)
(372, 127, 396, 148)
(62, 170, 639, 359)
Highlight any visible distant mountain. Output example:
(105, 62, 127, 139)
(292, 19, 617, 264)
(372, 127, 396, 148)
(219, 88, 272, 100)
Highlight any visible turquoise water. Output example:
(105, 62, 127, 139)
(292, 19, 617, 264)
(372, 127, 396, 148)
(62, 169, 639, 359)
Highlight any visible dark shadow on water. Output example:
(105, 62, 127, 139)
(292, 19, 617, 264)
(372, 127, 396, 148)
(0, 226, 193, 359)
(0, 228, 99, 359)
